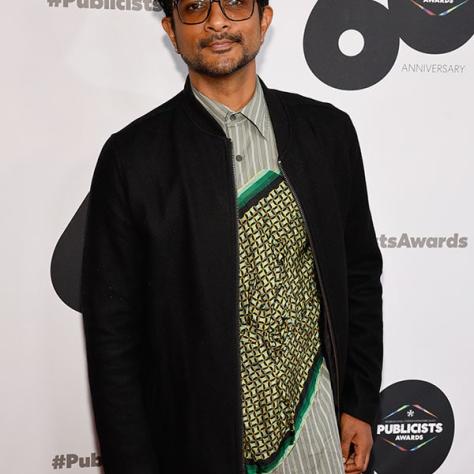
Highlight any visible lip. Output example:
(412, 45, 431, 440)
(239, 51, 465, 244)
(207, 40, 235, 51)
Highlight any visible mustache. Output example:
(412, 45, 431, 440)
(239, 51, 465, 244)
(200, 33, 242, 48)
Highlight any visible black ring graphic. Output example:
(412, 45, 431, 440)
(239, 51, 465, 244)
(303, 0, 400, 90)
(388, 0, 474, 54)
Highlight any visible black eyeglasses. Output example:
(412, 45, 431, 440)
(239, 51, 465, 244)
(173, 0, 257, 25)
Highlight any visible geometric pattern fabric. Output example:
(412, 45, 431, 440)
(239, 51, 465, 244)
(238, 168, 322, 469)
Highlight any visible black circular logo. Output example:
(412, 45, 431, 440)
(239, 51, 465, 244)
(303, 0, 474, 90)
(388, 0, 474, 54)
(303, 0, 400, 90)
(371, 380, 455, 474)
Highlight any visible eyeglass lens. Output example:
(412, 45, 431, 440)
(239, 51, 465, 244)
(177, 0, 255, 24)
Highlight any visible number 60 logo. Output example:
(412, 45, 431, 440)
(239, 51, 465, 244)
(303, 0, 473, 90)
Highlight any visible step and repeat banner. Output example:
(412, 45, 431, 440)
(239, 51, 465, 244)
(1, 1, 472, 473)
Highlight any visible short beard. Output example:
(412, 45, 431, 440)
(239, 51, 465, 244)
(177, 35, 260, 78)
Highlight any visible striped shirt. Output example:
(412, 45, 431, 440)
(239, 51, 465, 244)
(191, 77, 344, 474)
(191, 77, 279, 191)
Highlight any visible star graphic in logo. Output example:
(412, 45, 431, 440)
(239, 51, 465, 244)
(407, 409, 415, 418)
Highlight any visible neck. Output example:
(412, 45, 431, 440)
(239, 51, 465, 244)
(188, 61, 257, 111)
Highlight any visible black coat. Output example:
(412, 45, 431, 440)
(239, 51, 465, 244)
(81, 74, 383, 474)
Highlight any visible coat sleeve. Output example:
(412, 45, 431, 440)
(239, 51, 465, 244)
(81, 134, 159, 474)
(340, 113, 384, 427)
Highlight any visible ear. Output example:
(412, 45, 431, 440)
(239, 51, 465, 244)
(259, 6, 273, 44)
(161, 16, 178, 51)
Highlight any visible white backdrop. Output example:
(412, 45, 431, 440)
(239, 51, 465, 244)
(1, 1, 472, 472)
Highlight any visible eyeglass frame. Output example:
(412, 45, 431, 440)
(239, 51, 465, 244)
(172, 0, 258, 25)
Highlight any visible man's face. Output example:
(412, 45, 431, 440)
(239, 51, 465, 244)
(162, 1, 273, 77)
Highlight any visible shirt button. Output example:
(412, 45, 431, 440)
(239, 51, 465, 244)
(230, 114, 237, 121)
(235, 154, 243, 162)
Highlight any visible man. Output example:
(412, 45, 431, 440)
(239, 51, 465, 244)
(81, 1, 383, 473)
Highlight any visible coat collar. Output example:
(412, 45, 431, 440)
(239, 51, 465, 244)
(180, 73, 291, 158)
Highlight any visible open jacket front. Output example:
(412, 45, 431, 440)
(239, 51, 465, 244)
(81, 75, 384, 474)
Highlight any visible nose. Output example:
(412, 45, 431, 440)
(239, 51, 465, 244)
(205, 1, 230, 31)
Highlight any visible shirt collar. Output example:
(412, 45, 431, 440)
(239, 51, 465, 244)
(190, 76, 270, 140)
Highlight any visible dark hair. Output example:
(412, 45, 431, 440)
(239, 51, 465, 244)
(157, 0, 269, 18)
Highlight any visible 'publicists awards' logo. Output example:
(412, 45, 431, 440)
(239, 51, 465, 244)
(409, 0, 470, 17)
(371, 380, 455, 474)
(377, 403, 443, 452)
